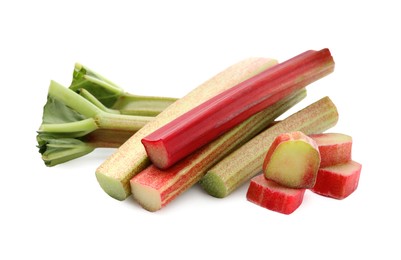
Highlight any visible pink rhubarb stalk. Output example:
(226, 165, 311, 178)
(142, 48, 335, 169)
(130, 89, 307, 211)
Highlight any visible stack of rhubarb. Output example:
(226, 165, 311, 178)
(39, 48, 362, 214)
(246, 132, 362, 214)
(97, 47, 361, 212)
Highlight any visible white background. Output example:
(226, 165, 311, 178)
(1, 0, 399, 259)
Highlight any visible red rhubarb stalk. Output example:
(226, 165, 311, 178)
(142, 48, 335, 169)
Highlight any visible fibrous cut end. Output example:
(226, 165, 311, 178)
(246, 174, 306, 215)
(130, 180, 162, 212)
(311, 160, 362, 199)
(95, 172, 128, 201)
(199, 171, 229, 198)
(263, 131, 321, 189)
(141, 138, 169, 169)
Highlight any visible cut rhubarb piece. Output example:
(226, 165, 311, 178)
(246, 174, 306, 215)
(200, 96, 339, 198)
(311, 160, 362, 199)
(142, 48, 335, 169)
(309, 133, 352, 167)
(96, 57, 278, 200)
(131, 89, 307, 211)
(263, 131, 321, 189)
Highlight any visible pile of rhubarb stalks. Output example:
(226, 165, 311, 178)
(37, 48, 362, 215)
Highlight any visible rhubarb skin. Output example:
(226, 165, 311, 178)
(142, 48, 335, 169)
(263, 131, 321, 189)
(309, 133, 352, 167)
(200, 96, 339, 198)
(246, 174, 306, 215)
(311, 160, 362, 199)
(131, 89, 307, 211)
(96, 57, 278, 200)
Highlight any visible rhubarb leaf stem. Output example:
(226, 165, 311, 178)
(39, 118, 98, 137)
(96, 112, 153, 131)
(40, 138, 96, 167)
(70, 63, 178, 115)
(78, 88, 121, 114)
(49, 80, 101, 118)
(112, 94, 178, 116)
(38, 81, 155, 166)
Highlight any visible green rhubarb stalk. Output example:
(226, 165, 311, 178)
(70, 63, 178, 116)
(37, 80, 153, 166)
(130, 88, 307, 211)
(39, 81, 153, 134)
(199, 96, 339, 198)
(78, 88, 120, 114)
(96, 57, 279, 200)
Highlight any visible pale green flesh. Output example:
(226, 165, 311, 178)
(95, 172, 128, 201)
(265, 141, 314, 187)
(131, 183, 161, 212)
(199, 172, 228, 198)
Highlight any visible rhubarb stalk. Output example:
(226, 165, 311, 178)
(199, 96, 339, 198)
(70, 63, 178, 116)
(130, 89, 307, 211)
(141, 48, 335, 169)
(95, 58, 279, 200)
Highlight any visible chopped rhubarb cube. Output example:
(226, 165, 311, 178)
(246, 174, 306, 215)
(311, 160, 362, 199)
(263, 131, 321, 189)
(310, 133, 352, 167)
